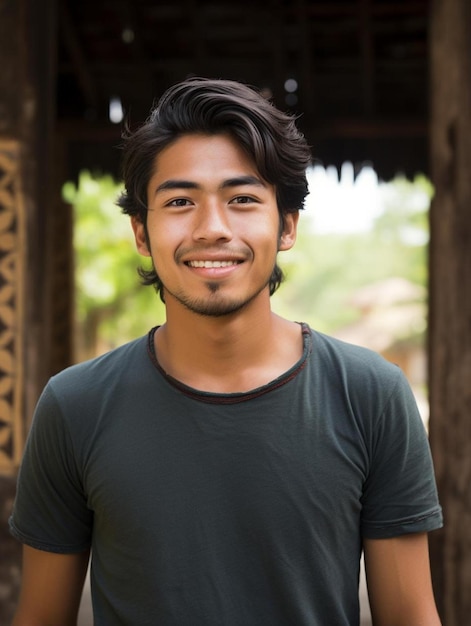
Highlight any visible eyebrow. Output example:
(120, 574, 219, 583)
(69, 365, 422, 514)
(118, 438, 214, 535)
(154, 176, 266, 195)
(221, 176, 266, 189)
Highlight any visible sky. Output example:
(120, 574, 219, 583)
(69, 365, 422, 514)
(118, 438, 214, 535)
(304, 163, 383, 234)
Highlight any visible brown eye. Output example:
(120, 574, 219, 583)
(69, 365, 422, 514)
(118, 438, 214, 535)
(168, 198, 191, 207)
(232, 196, 256, 204)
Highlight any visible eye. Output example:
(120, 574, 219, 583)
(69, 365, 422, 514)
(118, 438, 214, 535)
(231, 195, 257, 204)
(166, 198, 192, 207)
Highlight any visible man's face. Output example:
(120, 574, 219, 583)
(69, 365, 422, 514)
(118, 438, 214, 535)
(132, 133, 298, 317)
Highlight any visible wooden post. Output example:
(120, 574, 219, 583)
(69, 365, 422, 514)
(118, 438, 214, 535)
(428, 0, 471, 623)
(0, 0, 61, 623)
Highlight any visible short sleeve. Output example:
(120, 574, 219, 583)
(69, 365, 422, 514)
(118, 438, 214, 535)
(360, 370, 443, 538)
(9, 383, 93, 553)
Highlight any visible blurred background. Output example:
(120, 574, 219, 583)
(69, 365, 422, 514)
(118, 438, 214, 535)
(1, 1, 470, 624)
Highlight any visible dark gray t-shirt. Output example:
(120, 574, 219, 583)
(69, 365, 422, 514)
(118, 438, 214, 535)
(10, 325, 442, 625)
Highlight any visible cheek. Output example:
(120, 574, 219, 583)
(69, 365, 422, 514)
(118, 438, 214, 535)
(253, 217, 283, 250)
(235, 211, 280, 238)
(147, 216, 182, 250)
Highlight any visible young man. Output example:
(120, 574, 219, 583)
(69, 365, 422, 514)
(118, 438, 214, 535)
(10, 77, 442, 625)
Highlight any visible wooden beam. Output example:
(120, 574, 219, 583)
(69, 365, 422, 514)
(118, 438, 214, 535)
(313, 118, 427, 138)
(358, 0, 376, 116)
(290, 1, 428, 17)
(296, 0, 315, 116)
(59, 0, 98, 110)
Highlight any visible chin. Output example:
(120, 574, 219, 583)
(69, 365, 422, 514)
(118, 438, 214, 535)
(182, 297, 251, 318)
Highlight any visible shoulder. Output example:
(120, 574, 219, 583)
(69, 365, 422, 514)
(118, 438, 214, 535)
(309, 328, 402, 386)
(29, 332, 155, 450)
(38, 333, 153, 424)
(49, 333, 150, 395)
(305, 327, 418, 423)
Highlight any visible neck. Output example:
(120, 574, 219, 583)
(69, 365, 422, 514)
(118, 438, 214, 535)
(154, 296, 303, 393)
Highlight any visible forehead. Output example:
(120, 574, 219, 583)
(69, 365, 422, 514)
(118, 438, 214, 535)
(150, 133, 259, 179)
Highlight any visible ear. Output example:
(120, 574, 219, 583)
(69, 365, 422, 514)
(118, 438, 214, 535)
(131, 216, 151, 257)
(278, 211, 299, 251)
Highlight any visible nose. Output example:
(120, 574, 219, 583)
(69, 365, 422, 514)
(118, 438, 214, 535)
(192, 202, 233, 242)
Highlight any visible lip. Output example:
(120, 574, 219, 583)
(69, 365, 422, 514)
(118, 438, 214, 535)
(179, 249, 248, 265)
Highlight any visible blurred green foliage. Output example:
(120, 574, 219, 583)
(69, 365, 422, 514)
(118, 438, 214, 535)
(63, 172, 165, 360)
(272, 174, 432, 333)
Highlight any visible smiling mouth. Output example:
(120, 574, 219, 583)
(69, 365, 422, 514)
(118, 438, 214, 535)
(186, 260, 241, 268)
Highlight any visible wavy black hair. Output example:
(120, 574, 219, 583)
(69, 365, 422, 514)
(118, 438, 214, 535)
(118, 77, 311, 299)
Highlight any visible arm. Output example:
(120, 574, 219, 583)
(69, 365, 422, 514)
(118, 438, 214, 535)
(363, 533, 441, 626)
(12, 545, 90, 626)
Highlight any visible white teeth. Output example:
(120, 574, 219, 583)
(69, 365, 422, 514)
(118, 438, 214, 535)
(188, 260, 238, 268)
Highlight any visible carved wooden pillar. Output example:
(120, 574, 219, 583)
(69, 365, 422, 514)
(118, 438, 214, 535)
(428, 0, 471, 623)
(0, 140, 25, 622)
(0, 0, 67, 623)
(0, 142, 25, 475)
